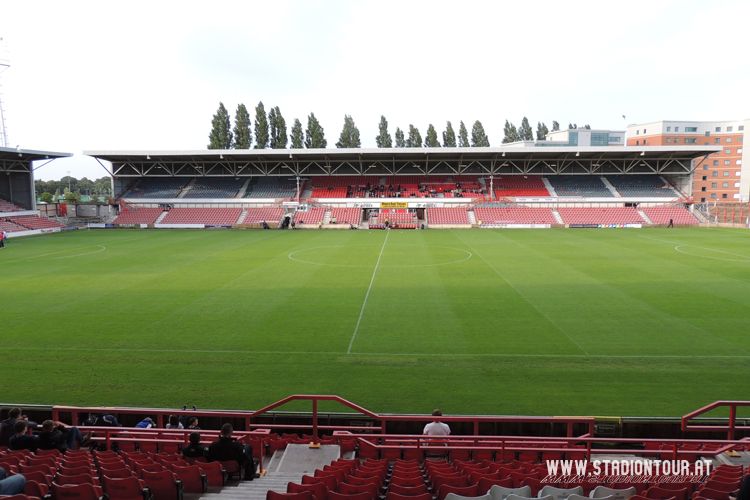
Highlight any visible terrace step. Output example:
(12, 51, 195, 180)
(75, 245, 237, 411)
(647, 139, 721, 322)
(542, 177, 557, 197)
(237, 178, 252, 198)
(322, 209, 332, 224)
(199, 472, 304, 500)
(237, 209, 248, 225)
(552, 209, 563, 224)
(601, 177, 621, 197)
(638, 209, 652, 224)
(178, 179, 197, 198)
(467, 210, 477, 225)
(154, 210, 169, 224)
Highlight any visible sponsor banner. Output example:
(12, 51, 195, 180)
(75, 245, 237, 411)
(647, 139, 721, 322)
(569, 224, 600, 228)
(154, 223, 205, 229)
(381, 201, 409, 209)
(480, 224, 550, 229)
(88, 223, 107, 228)
(544, 459, 712, 485)
(6, 228, 62, 238)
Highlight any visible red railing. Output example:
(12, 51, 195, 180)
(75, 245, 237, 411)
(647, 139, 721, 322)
(681, 400, 750, 439)
(52, 394, 595, 443)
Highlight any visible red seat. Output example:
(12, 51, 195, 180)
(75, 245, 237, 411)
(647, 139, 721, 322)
(267, 492, 314, 500)
(198, 461, 226, 489)
(101, 476, 149, 500)
(24, 480, 49, 498)
(0, 495, 39, 500)
(20, 471, 51, 486)
(388, 484, 428, 495)
(169, 465, 206, 494)
(386, 493, 432, 500)
(288, 481, 329, 500)
(99, 468, 135, 479)
(328, 492, 372, 500)
(337, 482, 378, 499)
(431, 475, 468, 492)
(51, 482, 104, 500)
(646, 486, 685, 500)
(436, 483, 478, 500)
(55, 474, 100, 487)
(695, 487, 733, 500)
(140, 469, 183, 500)
(18, 464, 55, 477)
(344, 476, 380, 487)
(303, 475, 337, 491)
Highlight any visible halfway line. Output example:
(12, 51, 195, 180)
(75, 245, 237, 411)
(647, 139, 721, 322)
(347, 230, 390, 354)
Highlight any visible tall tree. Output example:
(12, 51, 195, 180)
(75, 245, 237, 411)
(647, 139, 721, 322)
(336, 115, 361, 148)
(552, 120, 560, 131)
(254, 101, 269, 148)
(458, 121, 469, 147)
(471, 120, 490, 147)
(519, 117, 534, 141)
(305, 112, 327, 148)
(394, 127, 406, 147)
(502, 120, 519, 143)
(207, 102, 233, 149)
(424, 124, 440, 147)
(442, 121, 456, 147)
(376, 115, 392, 148)
(536, 121, 549, 141)
(406, 125, 422, 147)
(269, 106, 287, 148)
(232, 103, 252, 149)
(290, 119, 304, 148)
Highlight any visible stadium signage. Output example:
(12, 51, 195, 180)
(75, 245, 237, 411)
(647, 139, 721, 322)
(381, 202, 409, 209)
(544, 458, 712, 484)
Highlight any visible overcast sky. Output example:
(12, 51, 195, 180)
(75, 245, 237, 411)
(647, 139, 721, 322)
(1, 0, 749, 180)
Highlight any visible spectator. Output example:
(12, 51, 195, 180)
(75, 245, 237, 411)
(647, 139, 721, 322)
(0, 408, 23, 446)
(166, 415, 183, 429)
(135, 417, 155, 429)
(423, 409, 451, 436)
(207, 423, 256, 481)
(0, 230, 6, 248)
(0, 467, 25, 496)
(9, 420, 39, 451)
(182, 432, 207, 460)
(38, 419, 85, 451)
(186, 417, 200, 430)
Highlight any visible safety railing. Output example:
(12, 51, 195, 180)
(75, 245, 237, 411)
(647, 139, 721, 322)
(681, 400, 750, 439)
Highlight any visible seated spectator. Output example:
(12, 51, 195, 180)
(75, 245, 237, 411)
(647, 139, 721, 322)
(166, 415, 183, 429)
(423, 409, 451, 436)
(0, 467, 25, 496)
(182, 432, 207, 459)
(38, 419, 85, 451)
(135, 417, 155, 429)
(0, 408, 23, 446)
(186, 417, 200, 430)
(207, 423, 256, 480)
(9, 420, 39, 451)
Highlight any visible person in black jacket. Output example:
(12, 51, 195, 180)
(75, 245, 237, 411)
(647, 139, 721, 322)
(182, 432, 207, 459)
(206, 423, 255, 480)
(38, 420, 85, 451)
(9, 420, 39, 451)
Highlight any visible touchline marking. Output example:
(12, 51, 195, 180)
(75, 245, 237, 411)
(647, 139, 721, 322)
(53, 245, 107, 259)
(347, 230, 389, 354)
(4, 346, 750, 359)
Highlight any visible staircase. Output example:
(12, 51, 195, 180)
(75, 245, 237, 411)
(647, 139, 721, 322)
(322, 209, 332, 224)
(237, 209, 248, 225)
(199, 472, 303, 500)
(552, 209, 564, 224)
(154, 211, 169, 224)
(638, 209, 653, 225)
(600, 177, 621, 197)
(178, 179, 196, 198)
(467, 210, 477, 225)
(237, 179, 252, 198)
(542, 177, 557, 197)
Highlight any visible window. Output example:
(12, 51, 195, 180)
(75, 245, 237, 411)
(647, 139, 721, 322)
(740, 125, 745, 131)
(702, 175, 707, 180)
(724, 171, 730, 176)
(726, 137, 732, 143)
(635, 140, 640, 145)
(701, 187, 706, 192)
(713, 160, 719, 166)
(713, 170, 719, 176)
(722, 193, 728, 199)
(701, 197, 706, 202)
(715, 126, 721, 132)
(711, 182, 717, 188)
(739, 148, 743, 154)
(724, 160, 730, 165)
(666, 126, 671, 132)
(715, 138, 721, 143)
(675, 126, 680, 132)
(725, 149, 731, 154)
(685, 138, 697, 144)
(643, 128, 646, 134)
(722, 182, 729, 188)
(705, 131, 710, 136)
(635, 130, 639, 135)
(711, 193, 717, 199)
(703, 165, 708, 170)
(686, 126, 698, 132)
(727, 126, 733, 132)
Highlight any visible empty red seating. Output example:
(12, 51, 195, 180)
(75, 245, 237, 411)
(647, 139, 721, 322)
(243, 207, 285, 225)
(140, 470, 182, 500)
(0, 198, 24, 212)
(493, 177, 550, 198)
(329, 208, 361, 225)
(7, 215, 64, 230)
(642, 206, 698, 225)
(198, 461, 226, 488)
(370, 209, 417, 229)
(428, 208, 470, 225)
(328, 492, 371, 500)
(169, 465, 206, 493)
(386, 493, 431, 500)
(288, 481, 329, 500)
(160, 208, 242, 225)
(113, 208, 164, 225)
(558, 207, 645, 225)
(268, 492, 314, 500)
(101, 476, 148, 500)
(50, 482, 104, 500)
(294, 208, 327, 225)
(474, 207, 556, 225)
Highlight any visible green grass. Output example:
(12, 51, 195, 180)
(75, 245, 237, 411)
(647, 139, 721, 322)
(3, 227, 750, 417)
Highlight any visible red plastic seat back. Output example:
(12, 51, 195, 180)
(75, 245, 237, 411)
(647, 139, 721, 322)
(437, 483, 479, 500)
(386, 493, 432, 500)
(171, 465, 206, 494)
(328, 492, 372, 500)
(267, 491, 314, 500)
(288, 481, 329, 500)
(141, 470, 181, 500)
(51, 482, 103, 500)
(102, 476, 144, 500)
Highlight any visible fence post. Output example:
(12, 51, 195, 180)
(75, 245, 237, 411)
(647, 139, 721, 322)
(728, 405, 736, 441)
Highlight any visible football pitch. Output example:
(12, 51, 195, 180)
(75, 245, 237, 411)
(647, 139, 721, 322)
(3, 227, 750, 417)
